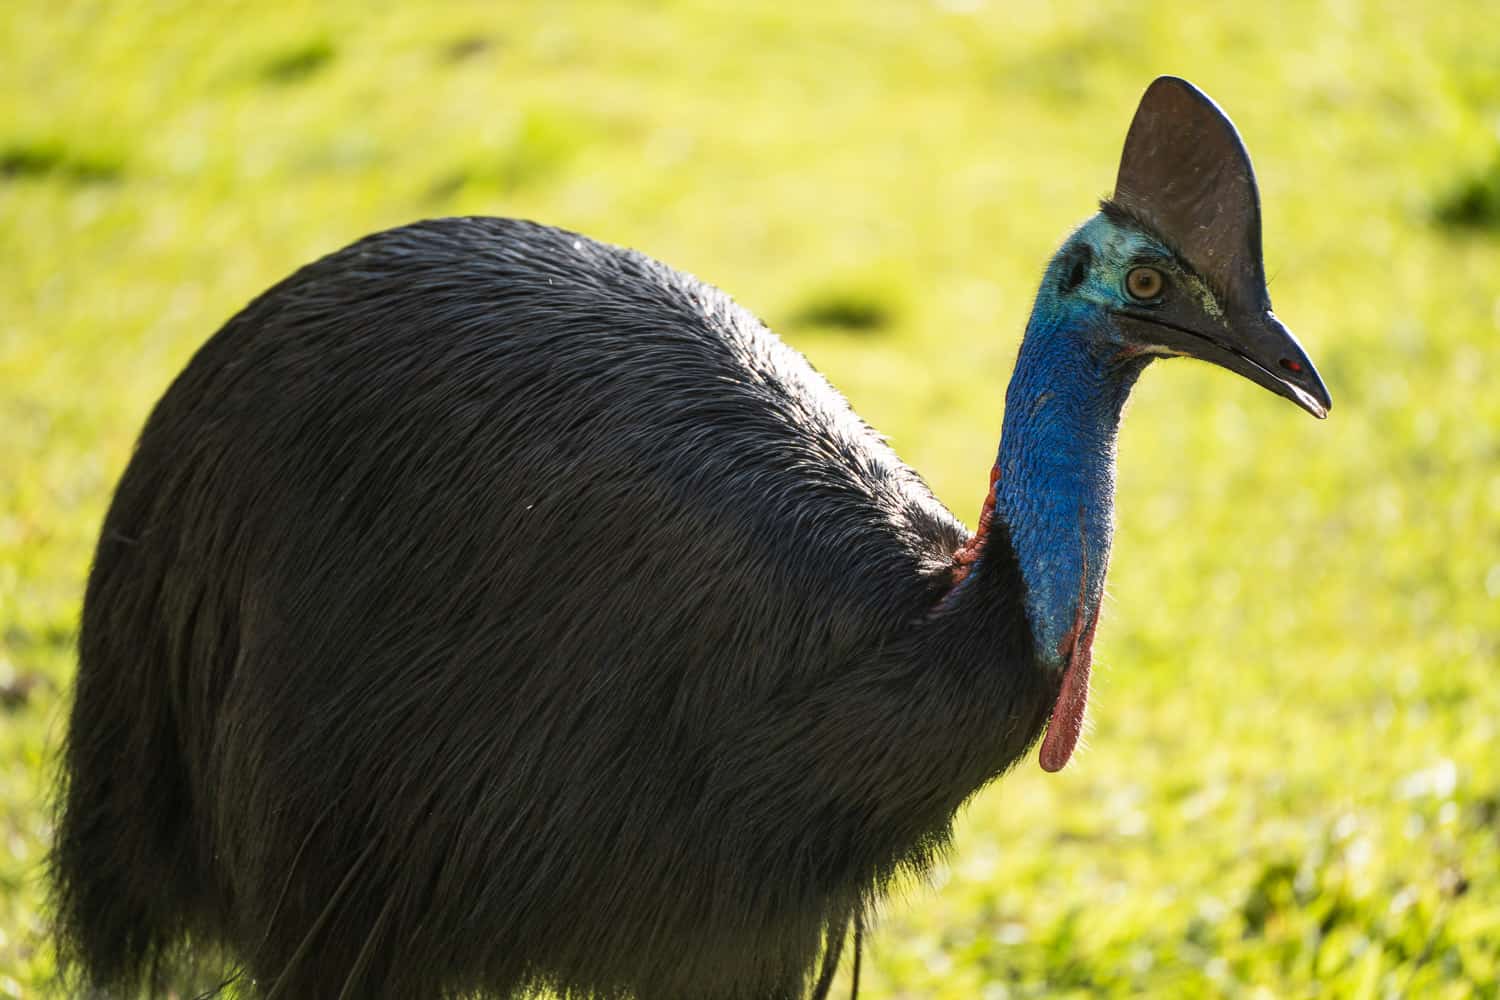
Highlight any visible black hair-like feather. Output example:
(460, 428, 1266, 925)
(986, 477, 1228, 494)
(52, 217, 1054, 998)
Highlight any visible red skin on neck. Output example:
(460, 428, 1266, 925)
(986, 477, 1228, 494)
(1038, 597, 1096, 772)
(949, 465, 1000, 588)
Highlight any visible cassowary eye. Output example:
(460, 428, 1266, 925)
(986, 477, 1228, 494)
(1125, 266, 1165, 301)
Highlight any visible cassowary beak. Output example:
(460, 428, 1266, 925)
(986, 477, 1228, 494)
(1108, 76, 1332, 419)
(1115, 300, 1332, 419)
(1159, 309, 1330, 418)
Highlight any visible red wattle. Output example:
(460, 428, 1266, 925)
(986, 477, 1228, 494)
(1039, 608, 1097, 772)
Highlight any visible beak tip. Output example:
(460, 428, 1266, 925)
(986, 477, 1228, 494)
(1297, 389, 1331, 420)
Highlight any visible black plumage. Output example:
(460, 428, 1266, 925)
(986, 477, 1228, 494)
(54, 218, 1052, 998)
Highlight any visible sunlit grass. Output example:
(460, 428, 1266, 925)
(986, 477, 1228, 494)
(2, 1, 1498, 995)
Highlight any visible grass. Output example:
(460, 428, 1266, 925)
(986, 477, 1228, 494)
(1436, 154, 1500, 231)
(2, 1, 1498, 996)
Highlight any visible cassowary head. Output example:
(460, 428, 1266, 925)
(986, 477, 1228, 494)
(1045, 76, 1331, 418)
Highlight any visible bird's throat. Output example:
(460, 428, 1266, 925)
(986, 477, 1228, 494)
(982, 310, 1146, 770)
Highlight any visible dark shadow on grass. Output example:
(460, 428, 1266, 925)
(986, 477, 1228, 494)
(1434, 154, 1500, 231)
(788, 283, 898, 334)
(0, 140, 124, 184)
(260, 38, 336, 85)
(442, 34, 500, 63)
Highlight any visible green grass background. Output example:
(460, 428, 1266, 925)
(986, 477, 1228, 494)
(3, 1, 1498, 996)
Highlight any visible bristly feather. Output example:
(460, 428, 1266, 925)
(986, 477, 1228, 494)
(52, 217, 1058, 998)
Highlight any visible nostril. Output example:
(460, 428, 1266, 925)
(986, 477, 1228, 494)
(1279, 358, 1303, 374)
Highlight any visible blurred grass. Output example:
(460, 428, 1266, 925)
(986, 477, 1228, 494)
(2, 1, 1498, 996)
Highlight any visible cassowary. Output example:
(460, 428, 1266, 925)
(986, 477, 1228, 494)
(52, 77, 1329, 998)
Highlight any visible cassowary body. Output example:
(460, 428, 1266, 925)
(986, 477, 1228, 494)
(52, 78, 1329, 998)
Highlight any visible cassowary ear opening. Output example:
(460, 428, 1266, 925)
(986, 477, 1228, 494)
(1108, 76, 1269, 312)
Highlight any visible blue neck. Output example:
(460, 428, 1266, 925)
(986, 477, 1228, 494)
(991, 289, 1145, 665)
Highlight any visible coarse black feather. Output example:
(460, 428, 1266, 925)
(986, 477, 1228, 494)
(52, 216, 1055, 998)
